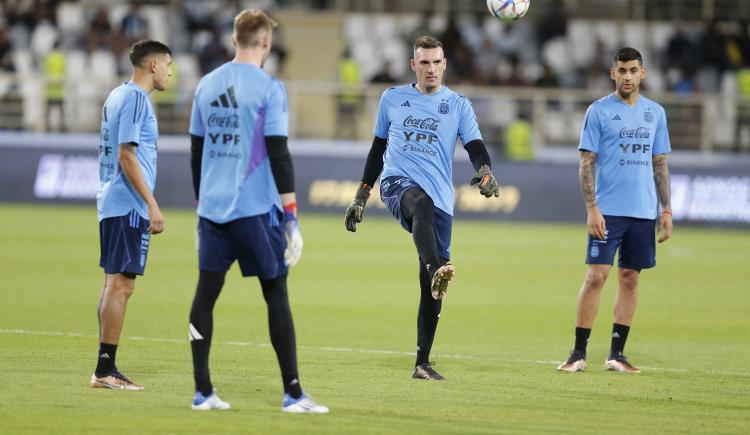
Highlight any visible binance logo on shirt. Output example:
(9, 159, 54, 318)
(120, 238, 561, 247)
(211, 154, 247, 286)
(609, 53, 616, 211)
(210, 87, 239, 108)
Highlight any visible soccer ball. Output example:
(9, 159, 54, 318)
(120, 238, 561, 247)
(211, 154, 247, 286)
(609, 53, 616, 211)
(486, 0, 531, 21)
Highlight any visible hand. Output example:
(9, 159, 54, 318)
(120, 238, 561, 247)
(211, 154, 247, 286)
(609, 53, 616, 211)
(470, 165, 500, 198)
(344, 183, 372, 232)
(284, 216, 303, 267)
(148, 202, 164, 234)
(657, 211, 672, 243)
(586, 206, 606, 240)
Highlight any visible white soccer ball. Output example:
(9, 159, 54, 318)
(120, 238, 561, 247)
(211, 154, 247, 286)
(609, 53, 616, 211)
(486, 0, 531, 21)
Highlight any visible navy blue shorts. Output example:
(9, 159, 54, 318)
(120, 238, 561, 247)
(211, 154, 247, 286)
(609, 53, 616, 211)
(586, 215, 656, 270)
(99, 210, 150, 276)
(380, 176, 452, 260)
(197, 209, 287, 279)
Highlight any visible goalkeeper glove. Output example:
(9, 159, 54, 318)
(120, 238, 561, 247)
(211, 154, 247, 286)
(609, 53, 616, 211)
(344, 182, 372, 232)
(283, 203, 303, 267)
(470, 164, 501, 198)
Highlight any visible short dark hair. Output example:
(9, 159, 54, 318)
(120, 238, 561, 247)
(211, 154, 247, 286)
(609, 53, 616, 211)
(129, 40, 171, 67)
(613, 47, 643, 66)
(413, 36, 443, 53)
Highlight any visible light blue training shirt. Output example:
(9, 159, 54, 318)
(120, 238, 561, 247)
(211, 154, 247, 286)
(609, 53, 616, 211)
(374, 84, 482, 216)
(97, 82, 158, 222)
(189, 62, 288, 223)
(579, 93, 671, 220)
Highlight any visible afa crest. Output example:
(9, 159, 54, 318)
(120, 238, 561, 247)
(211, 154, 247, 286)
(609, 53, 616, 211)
(438, 100, 450, 115)
(643, 110, 654, 123)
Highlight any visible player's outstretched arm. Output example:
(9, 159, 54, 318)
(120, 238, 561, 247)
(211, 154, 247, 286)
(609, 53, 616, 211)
(345, 136, 387, 232)
(579, 150, 604, 240)
(118, 142, 164, 234)
(653, 153, 672, 243)
(465, 140, 500, 198)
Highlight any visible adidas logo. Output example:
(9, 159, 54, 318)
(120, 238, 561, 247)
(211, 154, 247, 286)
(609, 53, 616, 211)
(188, 323, 204, 341)
(612, 332, 621, 338)
(289, 378, 299, 386)
(99, 353, 110, 359)
(612, 114, 621, 121)
(210, 87, 238, 108)
(401, 100, 410, 107)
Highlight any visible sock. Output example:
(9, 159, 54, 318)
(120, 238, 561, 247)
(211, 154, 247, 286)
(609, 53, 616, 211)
(95, 343, 118, 376)
(610, 323, 630, 357)
(574, 327, 591, 354)
(415, 260, 442, 367)
(260, 275, 302, 399)
(190, 270, 225, 396)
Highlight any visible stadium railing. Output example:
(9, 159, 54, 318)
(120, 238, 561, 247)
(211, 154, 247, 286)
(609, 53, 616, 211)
(0, 74, 748, 154)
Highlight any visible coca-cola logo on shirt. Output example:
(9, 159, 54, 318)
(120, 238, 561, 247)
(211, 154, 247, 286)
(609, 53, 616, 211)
(403, 116, 440, 131)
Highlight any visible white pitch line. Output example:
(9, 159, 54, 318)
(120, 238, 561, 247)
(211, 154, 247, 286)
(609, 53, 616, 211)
(1, 328, 748, 377)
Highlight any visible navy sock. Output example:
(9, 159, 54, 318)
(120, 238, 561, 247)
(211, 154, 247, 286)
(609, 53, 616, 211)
(574, 327, 591, 354)
(610, 323, 631, 356)
(95, 343, 118, 376)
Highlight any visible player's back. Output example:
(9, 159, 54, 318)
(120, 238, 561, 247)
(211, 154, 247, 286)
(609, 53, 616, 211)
(190, 62, 288, 223)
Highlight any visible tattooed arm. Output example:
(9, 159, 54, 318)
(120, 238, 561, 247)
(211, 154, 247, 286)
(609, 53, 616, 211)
(580, 150, 606, 240)
(653, 154, 672, 243)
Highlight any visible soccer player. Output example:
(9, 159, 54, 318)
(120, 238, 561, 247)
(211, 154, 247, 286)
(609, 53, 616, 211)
(557, 47, 673, 373)
(92, 40, 172, 390)
(344, 36, 501, 381)
(187, 9, 328, 413)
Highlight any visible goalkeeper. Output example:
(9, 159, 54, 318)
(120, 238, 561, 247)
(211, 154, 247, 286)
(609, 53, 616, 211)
(186, 9, 326, 413)
(344, 36, 500, 381)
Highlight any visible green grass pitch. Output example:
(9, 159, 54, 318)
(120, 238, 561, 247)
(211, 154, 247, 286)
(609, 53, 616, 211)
(1, 204, 748, 434)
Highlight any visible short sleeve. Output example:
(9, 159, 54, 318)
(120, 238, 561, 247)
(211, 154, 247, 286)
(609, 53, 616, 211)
(652, 106, 671, 155)
(372, 89, 390, 139)
(117, 91, 146, 145)
(264, 80, 289, 137)
(578, 105, 601, 152)
(457, 97, 482, 144)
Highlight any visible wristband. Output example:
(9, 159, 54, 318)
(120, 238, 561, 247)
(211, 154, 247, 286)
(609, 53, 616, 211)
(662, 210, 672, 216)
(284, 201, 297, 221)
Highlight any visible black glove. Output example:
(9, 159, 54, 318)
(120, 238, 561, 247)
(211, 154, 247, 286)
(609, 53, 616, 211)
(470, 164, 501, 198)
(344, 183, 372, 232)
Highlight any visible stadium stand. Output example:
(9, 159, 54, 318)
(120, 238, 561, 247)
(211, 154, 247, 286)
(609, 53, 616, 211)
(0, 0, 749, 153)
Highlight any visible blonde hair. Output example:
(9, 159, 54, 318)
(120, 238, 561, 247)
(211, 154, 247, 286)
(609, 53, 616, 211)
(233, 9, 277, 48)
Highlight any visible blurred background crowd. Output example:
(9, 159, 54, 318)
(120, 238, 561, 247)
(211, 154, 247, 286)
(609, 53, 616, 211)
(1, 0, 749, 156)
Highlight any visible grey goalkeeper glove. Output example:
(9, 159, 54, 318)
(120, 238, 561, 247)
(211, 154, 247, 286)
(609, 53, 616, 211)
(344, 182, 372, 232)
(470, 164, 501, 198)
